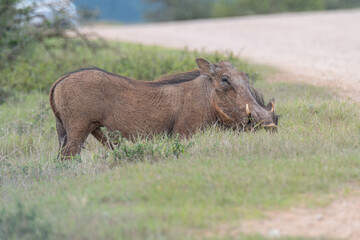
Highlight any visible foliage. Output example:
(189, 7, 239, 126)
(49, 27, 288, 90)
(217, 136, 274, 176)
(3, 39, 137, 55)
(0, 202, 52, 240)
(0, 0, 33, 68)
(0, 88, 15, 105)
(0, 0, 103, 104)
(144, 0, 360, 21)
(77, 5, 100, 24)
(102, 129, 191, 162)
(212, 0, 324, 17)
(144, 0, 213, 21)
(0, 40, 256, 93)
(0, 0, 105, 71)
(211, 0, 360, 17)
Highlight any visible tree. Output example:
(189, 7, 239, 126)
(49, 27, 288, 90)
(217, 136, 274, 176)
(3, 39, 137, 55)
(0, 0, 104, 70)
(0, 0, 33, 66)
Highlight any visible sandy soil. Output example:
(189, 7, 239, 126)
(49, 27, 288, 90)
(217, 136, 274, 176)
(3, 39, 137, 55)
(204, 195, 360, 240)
(82, 9, 360, 101)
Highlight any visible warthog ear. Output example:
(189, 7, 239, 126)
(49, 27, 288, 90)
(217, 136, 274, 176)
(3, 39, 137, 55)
(196, 58, 216, 77)
(219, 60, 234, 68)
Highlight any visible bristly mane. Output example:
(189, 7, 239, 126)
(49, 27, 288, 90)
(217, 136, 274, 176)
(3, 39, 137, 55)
(66, 67, 121, 77)
(150, 69, 201, 85)
(148, 69, 271, 110)
(65, 67, 136, 83)
(66, 68, 268, 109)
(149, 63, 226, 86)
(66, 67, 201, 86)
(250, 86, 266, 108)
(250, 86, 280, 124)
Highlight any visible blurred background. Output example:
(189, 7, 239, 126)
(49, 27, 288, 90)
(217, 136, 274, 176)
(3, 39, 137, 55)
(2, 0, 359, 86)
(76, 0, 360, 23)
(2, 0, 360, 68)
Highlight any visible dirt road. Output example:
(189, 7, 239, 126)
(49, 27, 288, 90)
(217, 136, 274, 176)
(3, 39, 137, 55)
(82, 9, 360, 101)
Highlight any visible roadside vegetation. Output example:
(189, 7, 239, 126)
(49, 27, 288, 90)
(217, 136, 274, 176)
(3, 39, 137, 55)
(0, 0, 104, 71)
(1, 39, 360, 239)
(144, 0, 360, 21)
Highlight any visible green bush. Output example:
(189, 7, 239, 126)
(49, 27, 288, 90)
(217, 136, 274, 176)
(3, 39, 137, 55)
(212, 0, 325, 17)
(144, 0, 212, 21)
(0, 87, 15, 105)
(0, 0, 99, 72)
(0, 0, 33, 69)
(0, 202, 52, 240)
(0, 40, 256, 93)
(144, 0, 360, 21)
(103, 129, 192, 162)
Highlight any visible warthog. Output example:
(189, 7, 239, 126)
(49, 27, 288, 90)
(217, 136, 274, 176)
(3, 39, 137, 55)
(50, 58, 278, 159)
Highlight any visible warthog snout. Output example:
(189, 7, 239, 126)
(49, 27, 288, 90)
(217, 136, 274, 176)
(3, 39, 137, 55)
(243, 100, 278, 132)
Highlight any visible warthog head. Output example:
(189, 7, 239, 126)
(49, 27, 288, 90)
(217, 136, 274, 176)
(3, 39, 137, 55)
(196, 58, 278, 131)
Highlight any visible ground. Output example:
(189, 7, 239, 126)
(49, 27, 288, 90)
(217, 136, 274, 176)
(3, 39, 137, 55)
(204, 193, 360, 239)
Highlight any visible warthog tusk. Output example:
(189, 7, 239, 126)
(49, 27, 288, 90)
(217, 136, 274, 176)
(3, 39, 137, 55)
(212, 98, 232, 124)
(270, 101, 275, 113)
(246, 104, 251, 116)
(264, 123, 277, 128)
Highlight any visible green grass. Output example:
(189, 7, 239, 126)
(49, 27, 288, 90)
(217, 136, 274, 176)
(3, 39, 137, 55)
(0, 39, 258, 93)
(1, 41, 359, 240)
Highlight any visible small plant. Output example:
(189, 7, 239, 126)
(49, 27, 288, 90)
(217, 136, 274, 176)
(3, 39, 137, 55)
(101, 128, 191, 162)
(33, 100, 50, 127)
(0, 88, 15, 105)
(171, 134, 186, 158)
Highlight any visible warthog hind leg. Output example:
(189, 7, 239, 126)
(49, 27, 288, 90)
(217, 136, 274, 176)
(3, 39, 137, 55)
(58, 124, 93, 160)
(91, 127, 114, 150)
(56, 119, 67, 159)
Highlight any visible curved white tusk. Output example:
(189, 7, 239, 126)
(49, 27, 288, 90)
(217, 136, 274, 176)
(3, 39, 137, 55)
(246, 104, 251, 116)
(271, 101, 275, 113)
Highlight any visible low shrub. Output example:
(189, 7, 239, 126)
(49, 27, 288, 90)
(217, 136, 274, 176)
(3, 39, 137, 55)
(102, 128, 193, 162)
(0, 202, 52, 240)
(0, 40, 256, 94)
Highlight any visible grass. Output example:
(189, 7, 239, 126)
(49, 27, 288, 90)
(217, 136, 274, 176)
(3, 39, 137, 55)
(0, 40, 360, 240)
(0, 39, 258, 93)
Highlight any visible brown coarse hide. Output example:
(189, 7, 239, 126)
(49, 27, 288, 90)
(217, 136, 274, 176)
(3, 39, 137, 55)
(49, 58, 278, 159)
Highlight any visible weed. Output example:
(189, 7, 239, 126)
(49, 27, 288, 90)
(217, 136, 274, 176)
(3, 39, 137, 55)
(0, 88, 15, 105)
(101, 129, 192, 162)
(0, 40, 258, 93)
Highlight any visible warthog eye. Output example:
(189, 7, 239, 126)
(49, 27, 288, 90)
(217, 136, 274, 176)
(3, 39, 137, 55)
(221, 76, 230, 84)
